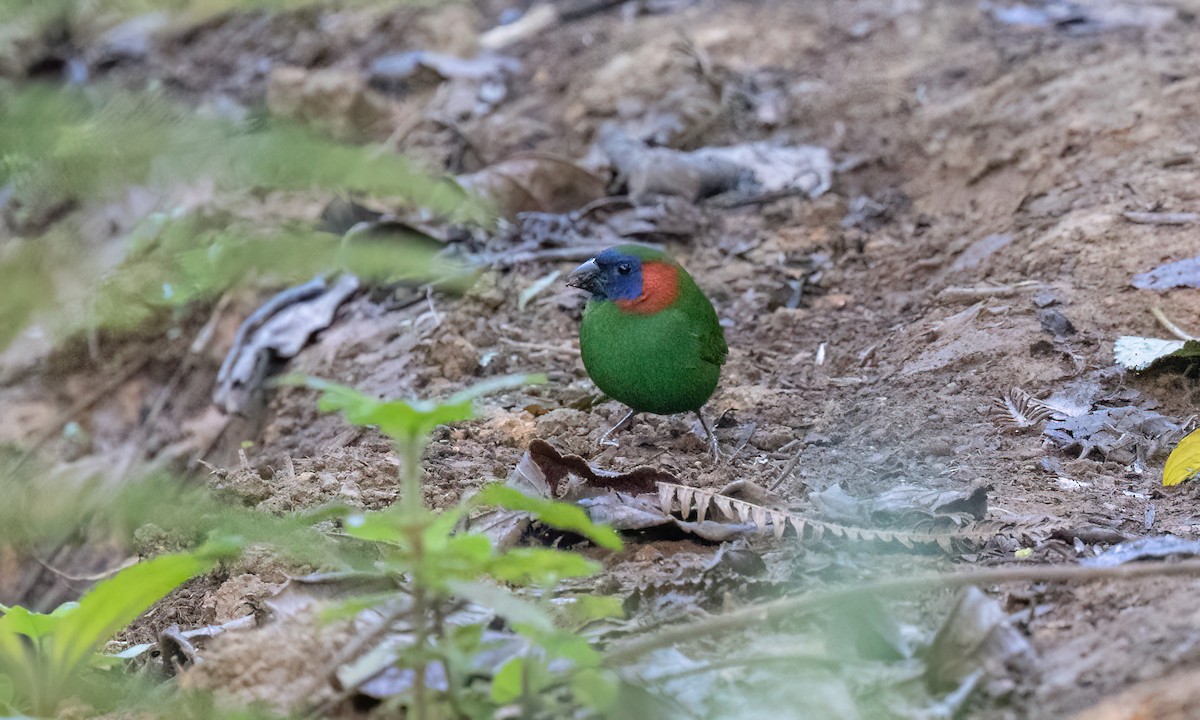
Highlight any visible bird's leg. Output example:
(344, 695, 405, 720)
(696, 409, 720, 463)
(598, 409, 637, 447)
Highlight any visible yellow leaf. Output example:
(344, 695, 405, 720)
(1164, 428, 1200, 486)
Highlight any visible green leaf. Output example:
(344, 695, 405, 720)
(277, 374, 545, 444)
(447, 581, 555, 634)
(491, 656, 524, 704)
(342, 511, 410, 546)
(570, 668, 619, 712)
(416, 535, 498, 589)
(446, 374, 547, 407)
(48, 549, 224, 679)
(487, 548, 600, 585)
(555, 595, 625, 628)
(0, 603, 78, 641)
(0, 672, 13, 709)
(475, 485, 623, 550)
(422, 506, 473, 550)
(527, 629, 602, 668)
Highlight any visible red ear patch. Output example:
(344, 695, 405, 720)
(615, 261, 680, 315)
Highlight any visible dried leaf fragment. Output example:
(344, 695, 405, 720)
(519, 439, 672, 498)
(991, 387, 1051, 431)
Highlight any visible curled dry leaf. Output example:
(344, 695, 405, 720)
(598, 125, 833, 202)
(516, 195, 702, 249)
(1043, 405, 1185, 464)
(368, 51, 520, 93)
(519, 438, 674, 497)
(1080, 535, 1200, 567)
(469, 439, 673, 549)
(502, 443, 1046, 551)
(1131, 255, 1200, 290)
(924, 586, 1035, 698)
(809, 482, 990, 528)
(456, 154, 607, 220)
(214, 274, 360, 414)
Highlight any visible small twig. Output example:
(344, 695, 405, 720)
(498, 338, 578, 356)
(724, 422, 757, 465)
(708, 187, 811, 209)
(643, 651, 858, 684)
(473, 242, 664, 269)
(33, 554, 139, 584)
(936, 282, 1045, 301)
(1122, 210, 1200, 225)
(768, 443, 804, 492)
(1152, 306, 1199, 341)
(423, 287, 443, 328)
(308, 598, 413, 715)
(603, 558, 1200, 665)
(139, 292, 234, 448)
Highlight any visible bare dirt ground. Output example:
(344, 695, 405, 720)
(5, 0, 1200, 717)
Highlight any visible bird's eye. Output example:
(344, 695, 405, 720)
(616, 262, 632, 275)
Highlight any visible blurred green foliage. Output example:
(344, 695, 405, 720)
(0, 85, 489, 349)
(0, 541, 237, 716)
(0, 451, 363, 569)
(0, 0, 418, 36)
(0, 87, 485, 222)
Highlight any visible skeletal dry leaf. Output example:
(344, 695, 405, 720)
(654, 482, 1007, 553)
(991, 387, 1052, 431)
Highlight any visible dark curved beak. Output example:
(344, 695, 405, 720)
(566, 258, 602, 294)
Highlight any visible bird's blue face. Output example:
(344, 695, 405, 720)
(567, 249, 643, 301)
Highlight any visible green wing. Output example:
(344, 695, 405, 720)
(678, 274, 727, 368)
(698, 321, 728, 367)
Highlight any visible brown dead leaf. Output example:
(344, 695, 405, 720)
(925, 586, 1035, 697)
(213, 274, 360, 414)
(456, 154, 607, 219)
(518, 438, 676, 497)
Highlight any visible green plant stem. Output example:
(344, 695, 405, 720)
(643, 651, 865, 684)
(520, 646, 535, 718)
(410, 586, 429, 720)
(400, 437, 424, 516)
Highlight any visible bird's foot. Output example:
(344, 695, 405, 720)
(598, 409, 637, 448)
(696, 409, 720, 464)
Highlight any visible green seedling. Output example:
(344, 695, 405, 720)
(0, 540, 239, 716)
(285, 374, 624, 719)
